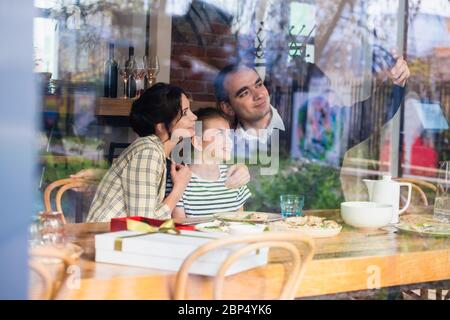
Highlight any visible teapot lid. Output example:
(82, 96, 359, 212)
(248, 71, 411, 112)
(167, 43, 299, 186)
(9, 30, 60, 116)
(382, 175, 392, 181)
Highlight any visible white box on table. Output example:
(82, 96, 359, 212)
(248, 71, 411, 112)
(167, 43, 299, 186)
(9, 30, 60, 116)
(95, 230, 268, 276)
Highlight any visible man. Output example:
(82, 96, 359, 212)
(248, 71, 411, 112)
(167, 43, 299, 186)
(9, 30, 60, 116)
(214, 64, 285, 162)
(213, 57, 410, 164)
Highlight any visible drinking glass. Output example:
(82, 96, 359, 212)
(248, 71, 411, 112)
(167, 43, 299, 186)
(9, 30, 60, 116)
(143, 55, 160, 88)
(134, 61, 146, 97)
(40, 211, 66, 246)
(280, 194, 305, 218)
(118, 66, 128, 99)
(434, 161, 450, 223)
(28, 215, 43, 248)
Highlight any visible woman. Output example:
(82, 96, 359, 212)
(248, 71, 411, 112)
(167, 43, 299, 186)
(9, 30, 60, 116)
(87, 83, 196, 222)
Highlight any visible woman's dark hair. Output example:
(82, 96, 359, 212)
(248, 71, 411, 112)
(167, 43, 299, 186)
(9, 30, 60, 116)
(129, 83, 187, 137)
(194, 107, 227, 123)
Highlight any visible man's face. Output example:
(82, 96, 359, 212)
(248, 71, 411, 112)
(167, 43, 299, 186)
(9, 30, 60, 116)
(222, 67, 271, 123)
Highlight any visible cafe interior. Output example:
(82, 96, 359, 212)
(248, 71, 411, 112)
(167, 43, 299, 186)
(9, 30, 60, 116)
(1, 0, 449, 300)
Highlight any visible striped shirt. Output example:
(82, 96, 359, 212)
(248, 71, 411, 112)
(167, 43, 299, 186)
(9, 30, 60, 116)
(166, 164, 251, 216)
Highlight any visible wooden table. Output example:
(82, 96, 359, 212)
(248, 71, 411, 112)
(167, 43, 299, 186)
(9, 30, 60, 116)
(51, 210, 450, 299)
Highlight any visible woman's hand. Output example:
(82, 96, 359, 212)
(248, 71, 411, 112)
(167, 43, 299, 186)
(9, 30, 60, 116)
(163, 163, 192, 214)
(170, 162, 192, 189)
(70, 168, 105, 180)
(225, 164, 250, 189)
(69, 168, 104, 192)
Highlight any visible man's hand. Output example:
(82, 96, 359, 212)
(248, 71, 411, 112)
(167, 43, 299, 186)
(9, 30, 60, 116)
(225, 164, 250, 189)
(387, 55, 410, 87)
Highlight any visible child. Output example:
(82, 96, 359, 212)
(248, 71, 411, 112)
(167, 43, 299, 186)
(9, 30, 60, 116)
(166, 107, 251, 218)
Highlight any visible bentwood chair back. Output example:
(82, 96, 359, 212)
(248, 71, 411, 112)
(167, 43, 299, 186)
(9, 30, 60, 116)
(173, 232, 315, 300)
(28, 246, 74, 300)
(44, 177, 97, 223)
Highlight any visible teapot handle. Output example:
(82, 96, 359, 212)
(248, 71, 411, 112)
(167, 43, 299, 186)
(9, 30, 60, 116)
(399, 183, 412, 215)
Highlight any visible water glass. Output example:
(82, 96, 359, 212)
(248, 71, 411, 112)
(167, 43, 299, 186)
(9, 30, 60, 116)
(434, 161, 450, 223)
(40, 211, 66, 246)
(28, 216, 43, 248)
(280, 194, 305, 218)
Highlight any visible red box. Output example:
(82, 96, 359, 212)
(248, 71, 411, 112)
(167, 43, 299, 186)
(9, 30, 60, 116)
(110, 216, 195, 232)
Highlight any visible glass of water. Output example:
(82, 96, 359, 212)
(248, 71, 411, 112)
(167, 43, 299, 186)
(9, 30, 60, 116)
(28, 215, 43, 248)
(434, 161, 450, 223)
(280, 194, 305, 218)
(39, 211, 66, 246)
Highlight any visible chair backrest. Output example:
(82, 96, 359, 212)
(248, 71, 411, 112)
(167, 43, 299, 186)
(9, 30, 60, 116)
(28, 246, 74, 300)
(44, 177, 97, 223)
(108, 142, 130, 165)
(173, 232, 315, 300)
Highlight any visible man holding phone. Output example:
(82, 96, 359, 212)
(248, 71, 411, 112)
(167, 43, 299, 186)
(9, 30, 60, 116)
(213, 53, 410, 162)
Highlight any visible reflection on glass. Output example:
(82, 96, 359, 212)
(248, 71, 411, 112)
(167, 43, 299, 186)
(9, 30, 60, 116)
(31, 0, 450, 218)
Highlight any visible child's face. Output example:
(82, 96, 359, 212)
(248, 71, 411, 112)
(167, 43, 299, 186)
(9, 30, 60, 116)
(196, 117, 233, 162)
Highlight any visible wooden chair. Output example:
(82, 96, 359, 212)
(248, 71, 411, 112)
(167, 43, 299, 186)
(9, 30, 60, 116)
(28, 246, 74, 300)
(173, 232, 315, 300)
(44, 177, 97, 223)
(108, 142, 130, 165)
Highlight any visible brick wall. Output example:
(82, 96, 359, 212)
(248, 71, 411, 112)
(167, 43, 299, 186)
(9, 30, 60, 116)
(170, 1, 238, 102)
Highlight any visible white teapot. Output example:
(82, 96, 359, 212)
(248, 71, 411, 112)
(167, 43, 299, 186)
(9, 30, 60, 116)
(363, 175, 412, 224)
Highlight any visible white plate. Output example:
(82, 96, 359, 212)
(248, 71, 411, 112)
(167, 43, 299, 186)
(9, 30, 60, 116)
(215, 211, 282, 223)
(195, 221, 267, 235)
(228, 223, 266, 235)
(195, 221, 229, 233)
(395, 214, 450, 237)
(269, 221, 342, 238)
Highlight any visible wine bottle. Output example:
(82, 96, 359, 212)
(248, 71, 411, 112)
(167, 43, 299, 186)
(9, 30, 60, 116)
(125, 46, 137, 98)
(103, 43, 118, 98)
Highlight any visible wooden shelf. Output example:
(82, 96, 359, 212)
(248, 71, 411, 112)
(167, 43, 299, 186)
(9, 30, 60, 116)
(96, 98, 216, 116)
(43, 95, 216, 117)
(96, 97, 135, 116)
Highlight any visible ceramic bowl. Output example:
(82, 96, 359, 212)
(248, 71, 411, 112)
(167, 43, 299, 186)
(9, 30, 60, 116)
(341, 201, 393, 230)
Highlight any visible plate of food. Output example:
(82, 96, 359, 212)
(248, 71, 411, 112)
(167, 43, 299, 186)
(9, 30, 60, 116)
(269, 216, 342, 238)
(214, 211, 282, 223)
(395, 214, 450, 237)
(195, 220, 229, 233)
(195, 220, 267, 234)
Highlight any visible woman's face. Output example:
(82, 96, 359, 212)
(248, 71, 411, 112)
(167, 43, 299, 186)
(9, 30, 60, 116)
(169, 94, 197, 138)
